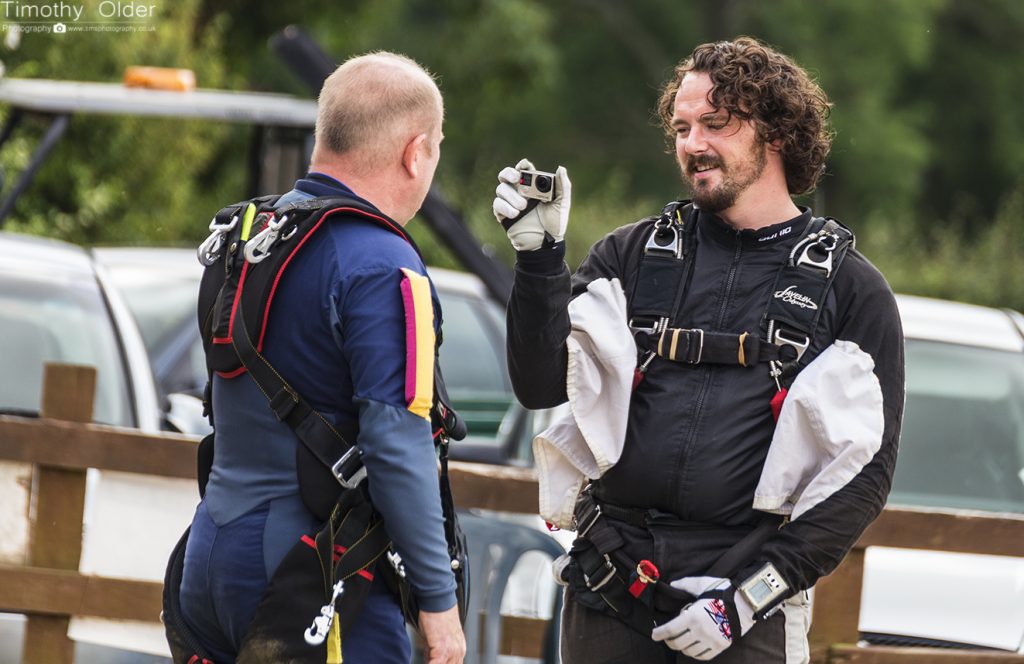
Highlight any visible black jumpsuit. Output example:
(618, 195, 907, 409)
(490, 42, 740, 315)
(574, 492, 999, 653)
(507, 206, 905, 663)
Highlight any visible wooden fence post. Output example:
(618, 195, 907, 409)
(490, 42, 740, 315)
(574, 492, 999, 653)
(809, 548, 866, 663)
(22, 364, 95, 664)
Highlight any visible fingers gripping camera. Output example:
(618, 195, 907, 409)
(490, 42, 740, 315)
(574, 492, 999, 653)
(493, 158, 572, 252)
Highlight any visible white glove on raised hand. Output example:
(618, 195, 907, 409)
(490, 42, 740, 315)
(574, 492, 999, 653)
(650, 576, 756, 661)
(492, 158, 572, 251)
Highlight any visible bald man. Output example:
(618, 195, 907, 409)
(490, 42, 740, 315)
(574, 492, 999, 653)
(177, 52, 465, 663)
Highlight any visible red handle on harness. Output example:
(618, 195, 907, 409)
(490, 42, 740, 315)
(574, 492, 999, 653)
(628, 559, 660, 598)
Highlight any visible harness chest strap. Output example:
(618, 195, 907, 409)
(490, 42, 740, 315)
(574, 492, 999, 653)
(627, 204, 855, 386)
(641, 327, 783, 366)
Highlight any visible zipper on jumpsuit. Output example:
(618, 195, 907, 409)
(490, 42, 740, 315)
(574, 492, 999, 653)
(669, 236, 744, 517)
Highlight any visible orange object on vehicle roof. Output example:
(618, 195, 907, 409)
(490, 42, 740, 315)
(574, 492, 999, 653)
(123, 66, 196, 92)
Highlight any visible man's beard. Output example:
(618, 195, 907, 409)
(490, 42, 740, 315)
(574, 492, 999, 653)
(683, 145, 767, 212)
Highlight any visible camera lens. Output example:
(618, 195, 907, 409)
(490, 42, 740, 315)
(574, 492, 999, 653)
(536, 175, 552, 193)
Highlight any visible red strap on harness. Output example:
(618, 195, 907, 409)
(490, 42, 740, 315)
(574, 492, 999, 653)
(770, 388, 788, 422)
(632, 368, 645, 391)
(628, 559, 660, 598)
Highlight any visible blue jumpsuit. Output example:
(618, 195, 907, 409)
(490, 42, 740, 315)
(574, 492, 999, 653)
(179, 173, 456, 662)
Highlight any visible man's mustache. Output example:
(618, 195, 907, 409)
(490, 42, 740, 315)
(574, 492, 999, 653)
(687, 156, 723, 175)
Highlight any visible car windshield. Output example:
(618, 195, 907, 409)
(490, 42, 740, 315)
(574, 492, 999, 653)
(0, 268, 134, 427)
(890, 339, 1024, 514)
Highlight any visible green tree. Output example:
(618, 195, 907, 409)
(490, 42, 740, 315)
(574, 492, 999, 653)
(0, 0, 240, 245)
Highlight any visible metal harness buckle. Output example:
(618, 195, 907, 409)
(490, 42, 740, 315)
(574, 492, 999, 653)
(772, 326, 810, 363)
(331, 446, 367, 489)
(197, 213, 239, 266)
(244, 213, 290, 264)
(629, 316, 666, 337)
(583, 554, 616, 592)
(681, 328, 704, 364)
(575, 501, 602, 538)
(644, 224, 679, 257)
(793, 230, 840, 278)
(644, 214, 684, 258)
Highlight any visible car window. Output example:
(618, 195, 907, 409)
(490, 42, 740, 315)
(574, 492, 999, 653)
(890, 339, 1024, 513)
(104, 270, 198, 357)
(0, 270, 134, 427)
(436, 291, 510, 394)
(435, 289, 514, 439)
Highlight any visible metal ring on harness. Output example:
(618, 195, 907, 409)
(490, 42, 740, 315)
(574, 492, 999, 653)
(197, 213, 239, 266)
(793, 231, 841, 277)
(644, 215, 684, 258)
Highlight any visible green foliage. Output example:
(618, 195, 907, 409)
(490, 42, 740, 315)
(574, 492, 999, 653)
(0, 0, 242, 245)
(1, 0, 1023, 310)
(859, 182, 1024, 311)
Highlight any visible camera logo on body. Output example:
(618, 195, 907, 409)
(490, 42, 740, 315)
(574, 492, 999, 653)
(517, 169, 556, 203)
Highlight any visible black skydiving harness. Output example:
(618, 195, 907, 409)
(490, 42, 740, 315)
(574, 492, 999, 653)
(561, 200, 855, 635)
(162, 195, 469, 664)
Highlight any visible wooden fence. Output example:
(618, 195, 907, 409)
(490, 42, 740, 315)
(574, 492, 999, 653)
(0, 364, 1023, 663)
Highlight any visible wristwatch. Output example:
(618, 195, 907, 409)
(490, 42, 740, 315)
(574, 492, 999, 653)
(738, 563, 789, 617)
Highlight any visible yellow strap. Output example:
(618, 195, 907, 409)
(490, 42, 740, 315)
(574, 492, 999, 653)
(239, 203, 257, 241)
(738, 332, 749, 366)
(327, 617, 342, 663)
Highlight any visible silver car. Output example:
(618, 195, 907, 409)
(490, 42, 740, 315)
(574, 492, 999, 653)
(0, 232, 172, 663)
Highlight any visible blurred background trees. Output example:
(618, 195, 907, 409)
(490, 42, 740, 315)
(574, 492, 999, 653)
(1, 0, 1023, 309)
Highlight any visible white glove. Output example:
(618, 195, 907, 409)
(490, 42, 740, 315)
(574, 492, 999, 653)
(650, 576, 756, 661)
(492, 158, 572, 251)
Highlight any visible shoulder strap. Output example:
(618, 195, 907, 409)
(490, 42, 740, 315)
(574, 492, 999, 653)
(761, 216, 855, 385)
(627, 200, 696, 331)
(627, 201, 697, 383)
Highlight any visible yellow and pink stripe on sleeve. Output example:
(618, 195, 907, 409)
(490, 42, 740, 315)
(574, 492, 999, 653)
(399, 268, 435, 420)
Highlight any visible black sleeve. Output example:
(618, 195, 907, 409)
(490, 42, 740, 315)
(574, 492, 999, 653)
(735, 251, 906, 602)
(506, 225, 637, 409)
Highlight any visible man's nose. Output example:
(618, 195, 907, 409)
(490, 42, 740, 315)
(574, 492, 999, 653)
(683, 126, 708, 154)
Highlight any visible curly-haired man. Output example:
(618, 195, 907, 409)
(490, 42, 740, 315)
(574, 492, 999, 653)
(492, 37, 903, 663)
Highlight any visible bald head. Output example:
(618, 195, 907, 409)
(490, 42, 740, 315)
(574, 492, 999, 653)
(312, 52, 443, 174)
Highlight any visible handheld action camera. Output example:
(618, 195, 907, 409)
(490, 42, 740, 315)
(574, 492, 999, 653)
(517, 169, 556, 203)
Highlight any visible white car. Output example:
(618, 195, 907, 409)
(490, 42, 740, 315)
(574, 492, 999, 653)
(859, 294, 1024, 652)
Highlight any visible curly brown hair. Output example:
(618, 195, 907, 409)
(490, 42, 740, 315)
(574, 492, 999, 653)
(657, 37, 833, 196)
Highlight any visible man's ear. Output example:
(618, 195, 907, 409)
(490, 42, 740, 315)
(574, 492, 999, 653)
(402, 133, 428, 178)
